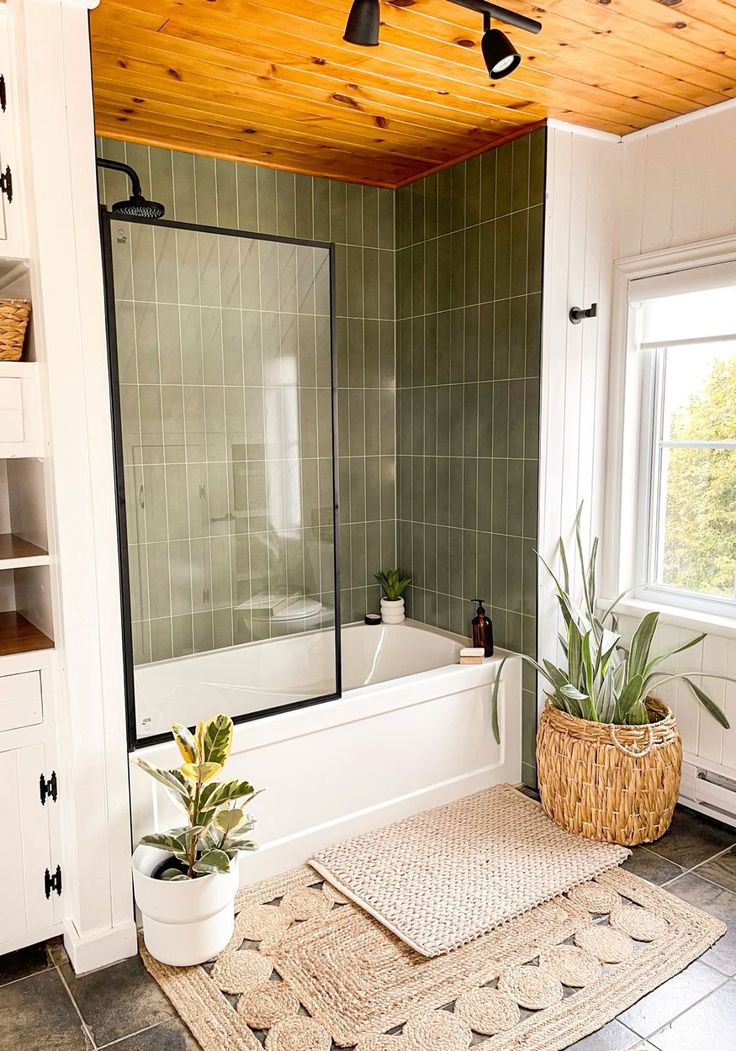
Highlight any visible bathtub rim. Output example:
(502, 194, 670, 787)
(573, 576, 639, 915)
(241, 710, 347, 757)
(131, 619, 486, 749)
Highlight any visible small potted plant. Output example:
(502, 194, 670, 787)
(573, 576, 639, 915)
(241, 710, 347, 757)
(131, 713, 259, 966)
(491, 511, 732, 846)
(375, 568, 412, 624)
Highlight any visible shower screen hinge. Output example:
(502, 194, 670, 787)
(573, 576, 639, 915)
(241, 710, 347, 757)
(0, 165, 12, 204)
(39, 770, 58, 806)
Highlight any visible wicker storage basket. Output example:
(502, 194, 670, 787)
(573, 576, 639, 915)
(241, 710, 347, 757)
(536, 698, 682, 847)
(0, 299, 31, 361)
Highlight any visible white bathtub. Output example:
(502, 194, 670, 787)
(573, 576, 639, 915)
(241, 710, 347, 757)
(130, 620, 522, 882)
(134, 620, 476, 739)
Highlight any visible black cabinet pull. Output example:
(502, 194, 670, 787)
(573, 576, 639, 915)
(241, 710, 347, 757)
(0, 75, 6, 113)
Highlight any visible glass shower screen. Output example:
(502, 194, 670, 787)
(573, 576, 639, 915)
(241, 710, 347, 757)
(101, 214, 340, 746)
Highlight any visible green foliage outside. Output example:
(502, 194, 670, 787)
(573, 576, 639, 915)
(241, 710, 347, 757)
(663, 357, 736, 598)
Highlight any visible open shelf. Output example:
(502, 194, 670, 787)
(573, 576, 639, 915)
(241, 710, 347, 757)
(0, 610, 53, 656)
(0, 533, 48, 569)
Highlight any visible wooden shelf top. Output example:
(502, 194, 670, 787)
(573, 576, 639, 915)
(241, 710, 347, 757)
(0, 611, 53, 656)
(0, 534, 47, 563)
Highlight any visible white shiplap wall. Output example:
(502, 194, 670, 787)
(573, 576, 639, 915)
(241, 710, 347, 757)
(538, 123, 622, 668)
(616, 102, 736, 793)
(539, 104, 736, 809)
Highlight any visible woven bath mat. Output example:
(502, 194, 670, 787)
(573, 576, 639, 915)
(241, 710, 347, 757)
(310, 785, 630, 956)
(141, 863, 724, 1051)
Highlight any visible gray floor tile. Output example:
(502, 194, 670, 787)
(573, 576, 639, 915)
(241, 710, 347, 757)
(645, 806, 736, 868)
(0, 968, 91, 1050)
(564, 1019, 642, 1049)
(649, 978, 736, 1050)
(622, 848, 683, 887)
(616, 960, 726, 1036)
(59, 954, 174, 1046)
(0, 941, 51, 986)
(695, 844, 736, 893)
(98, 1017, 201, 1050)
(666, 873, 736, 976)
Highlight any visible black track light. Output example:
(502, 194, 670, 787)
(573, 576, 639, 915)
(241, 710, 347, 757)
(344, 0, 380, 47)
(481, 14, 521, 79)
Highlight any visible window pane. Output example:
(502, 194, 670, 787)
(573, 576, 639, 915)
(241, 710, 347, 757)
(658, 446, 736, 599)
(662, 342, 736, 443)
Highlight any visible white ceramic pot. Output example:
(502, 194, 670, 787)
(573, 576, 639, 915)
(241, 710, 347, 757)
(132, 844, 239, 966)
(380, 596, 405, 624)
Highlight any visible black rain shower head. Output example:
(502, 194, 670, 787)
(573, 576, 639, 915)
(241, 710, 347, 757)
(96, 157, 166, 219)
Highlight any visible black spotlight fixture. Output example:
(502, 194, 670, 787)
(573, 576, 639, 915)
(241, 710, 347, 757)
(481, 12, 520, 79)
(342, 1, 541, 80)
(344, 0, 380, 46)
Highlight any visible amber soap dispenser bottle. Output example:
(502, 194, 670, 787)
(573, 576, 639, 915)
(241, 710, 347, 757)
(471, 599, 494, 657)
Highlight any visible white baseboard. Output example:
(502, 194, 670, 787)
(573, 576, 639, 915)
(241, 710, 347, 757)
(238, 764, 507, 884)
(62, 916, 138, 974)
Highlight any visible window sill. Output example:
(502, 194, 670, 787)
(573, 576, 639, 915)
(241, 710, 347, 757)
(597, 596, 736, 642)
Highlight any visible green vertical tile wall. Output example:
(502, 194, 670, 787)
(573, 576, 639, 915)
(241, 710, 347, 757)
(98, 131, 544, 781)
(98, 137, 397, 658)
(395, 128, 546, 785)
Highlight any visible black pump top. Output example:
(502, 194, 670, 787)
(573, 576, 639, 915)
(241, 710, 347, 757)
(472, 598, 486, 614)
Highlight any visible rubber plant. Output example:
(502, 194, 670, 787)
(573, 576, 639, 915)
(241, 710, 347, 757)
(375, 569, 412, 601)
(491, 509, 733, 744)
(133, 714, 259, 880)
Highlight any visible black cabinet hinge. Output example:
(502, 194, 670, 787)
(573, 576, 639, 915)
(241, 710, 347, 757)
(0, 165, 12, 204)
(44, 865, 62, 899)
(39, 770, 57, 805)
(0, 74, 7, 113)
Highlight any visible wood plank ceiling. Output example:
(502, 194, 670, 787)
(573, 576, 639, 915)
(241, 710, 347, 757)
(90, 0, 736, 187)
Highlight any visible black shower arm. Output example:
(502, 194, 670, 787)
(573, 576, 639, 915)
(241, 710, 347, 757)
(95, 157, 143, 198)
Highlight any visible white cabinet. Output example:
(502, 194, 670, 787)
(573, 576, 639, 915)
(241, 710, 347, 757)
(0, 7, 26, 260)
(0, 362, 42, 455)
(0, 738, 61, 954)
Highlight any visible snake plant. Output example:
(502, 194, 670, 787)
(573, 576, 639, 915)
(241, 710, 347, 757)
(133, 714, 259, 880)
(491, 509, 732, 744)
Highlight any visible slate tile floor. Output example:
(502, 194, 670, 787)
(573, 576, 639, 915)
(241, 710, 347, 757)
(2, 804, 736, 1051)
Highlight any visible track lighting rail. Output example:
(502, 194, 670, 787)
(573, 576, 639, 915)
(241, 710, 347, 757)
(446, 0, 542, 36)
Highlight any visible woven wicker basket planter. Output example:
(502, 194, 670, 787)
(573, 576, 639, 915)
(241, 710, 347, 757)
(536, 698, 682, 847)
(0, 299, 31, 360)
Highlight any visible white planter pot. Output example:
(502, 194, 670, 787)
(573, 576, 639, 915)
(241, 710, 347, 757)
(380, 597, 405, 624)
(132, 844, 239, 966)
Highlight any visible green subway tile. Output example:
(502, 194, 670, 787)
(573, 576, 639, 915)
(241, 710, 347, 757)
(194, 155, 217, 226)
(529, 128, 546, 207)
(522, 538, 537, 616)
(378, 188, 394, 250)
(506, 458, 524, 537)
(193, 611, 214, 653)
(379, 249, 395, 321)
(294, 174, 314, 240)
(346, 183, 364, 246)
(523, 458, 539, 540)
(450, 229, 465, 309)
(522, 692, 538, 768)
(256, 167, 277, 232)
(312, 178, 331, 242)
(477, 456, 492, 528)
(462, 457, 478, 529)
(364, 248, 379, 318)
(465, 225, 480, 307)
(330, 180, 348, 244)
(496, 142, 512, 217)
(510, 209, 529, 300)
(491, 459, 508, 535)
(149, 147, 175, 218)
(362, 186, 379, 249)
(410, 179, 425, 245)
(150, 618, 173, 663)
(491, 532, 507, 611)
(527, 204, 544, 295)
(364, 389, 380, 456)
(493, 298, 510, 380)
(463, 382, 479, 456)
(215, 159, 238, 229)
(437, 167, 453, 236)
(511, 134, 530, 213)
(450, 162, 465, 232)
(507, 379, 526, 459)
(494, 214, 511, 301)
(479, 221, 495, 305)
(236, 164, 258, 231)
(509, 295, 527, 379)
(525, 378, 540, 456)
(480, 149, 496, 223)
(396, 185, 412, 250)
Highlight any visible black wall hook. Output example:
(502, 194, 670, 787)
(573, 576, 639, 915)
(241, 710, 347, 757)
(569, 303, 598, 325)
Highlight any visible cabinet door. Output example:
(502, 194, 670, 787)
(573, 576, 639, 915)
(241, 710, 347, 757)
(0, 9, 25, 258)
(0, 742, 56, 947)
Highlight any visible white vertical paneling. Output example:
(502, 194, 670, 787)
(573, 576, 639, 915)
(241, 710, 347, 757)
(611, 105, 736, 778)
(538, 125, 621, 672)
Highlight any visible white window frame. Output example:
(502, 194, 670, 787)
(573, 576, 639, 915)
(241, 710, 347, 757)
(603, 233, 736, 635)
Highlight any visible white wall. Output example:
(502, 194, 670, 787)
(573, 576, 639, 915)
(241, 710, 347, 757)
(538, 123, 622, 667)
(540, 104, 736, 815)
